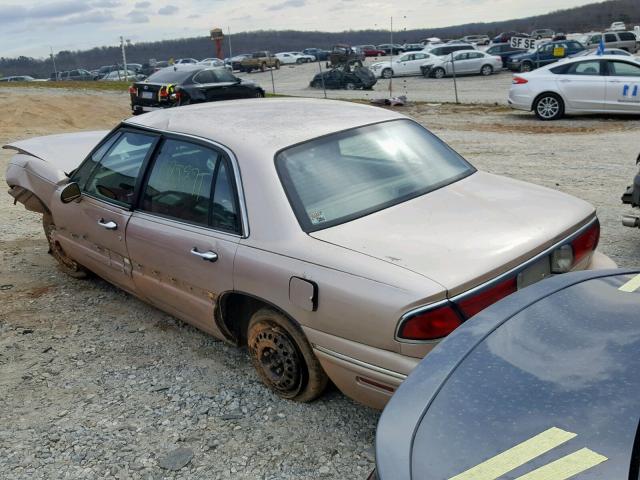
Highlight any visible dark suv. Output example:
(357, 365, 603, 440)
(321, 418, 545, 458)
(485, 43, 527, 64)
(506, 40, 585, 72)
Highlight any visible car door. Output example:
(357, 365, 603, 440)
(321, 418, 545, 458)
(394, 54, 413, 75)
(211, 69, 251, 99)
(125, 136, 242, 336)
(604, 60, 640, 112)
(51, 129, 159, 293)
(192, 69, 227, 102)
(464, 51, 485, 73)
(406, 53, 429, 75)
(604, 32, 618, 48)
(556, 59, 606, 111)
(450, 52, 471, 74)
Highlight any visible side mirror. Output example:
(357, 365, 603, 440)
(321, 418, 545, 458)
(60, 182, 81, 203)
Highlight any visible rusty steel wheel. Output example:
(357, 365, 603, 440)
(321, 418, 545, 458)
(247, 308, 328, 402)
(43, 213, 88, 279)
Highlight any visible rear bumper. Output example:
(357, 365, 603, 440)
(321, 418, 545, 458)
(586, 251, 617, 270)
(304, 326, 421, 410)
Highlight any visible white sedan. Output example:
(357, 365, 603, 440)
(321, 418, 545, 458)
(370, 52, 434, 78)
(509, 54, 640, 120)
(275, 52, 310, 65)
(423, 51, 503, 78)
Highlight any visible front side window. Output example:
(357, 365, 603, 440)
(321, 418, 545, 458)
(605, 33, 617, 42)
(72, 132, 122, 189)
(276, 120, 475, 231)
(609, 61, 640, 77)
(84, 131, 156, 207)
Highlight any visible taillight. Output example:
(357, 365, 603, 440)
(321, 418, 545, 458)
(571, 220, 600, 266)
(512, 76, 528, 84)
(397, 303, 462, 340)
(455, 277, 517, 318)
(159, 86, 168, 98)
(128, 85, 137, 94)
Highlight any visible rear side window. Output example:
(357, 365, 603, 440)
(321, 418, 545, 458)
(567, 60, 602, 75)
(619, 32, 636, 41)
(141, 139, 219, 226)
(85, 132, 156, 207)
(609, 61, 640, 77)
(193, 70, 216, 84)
(141, 139, 241, 233)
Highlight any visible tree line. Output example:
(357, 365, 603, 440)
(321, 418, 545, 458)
(1, 0, 638, 78)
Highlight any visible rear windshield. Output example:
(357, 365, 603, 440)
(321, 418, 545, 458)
(146, 68, 195, 83)
(276, 119, 475, 232)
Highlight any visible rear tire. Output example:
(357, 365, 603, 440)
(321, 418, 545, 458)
(534, 93, 564, 121)
(480, 64, 493, 76)
(247, 308, 328, 402)
(43, 213, 88, 279)
(520, 62, 533, 73)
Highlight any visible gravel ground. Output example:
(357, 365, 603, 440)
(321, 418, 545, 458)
(1, 88, 640, 479)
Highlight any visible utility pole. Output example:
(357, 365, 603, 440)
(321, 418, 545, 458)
(389, 16, 393, 97)
(120, 36, 129, 81)
(50, 47, 58, 80)
(227, 26, 233, 59)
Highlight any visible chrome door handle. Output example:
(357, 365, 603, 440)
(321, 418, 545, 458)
(98, 219, 117, 230)
(190, 248, 218, 262)
(609, 80, 622, 83)
(559, 79, 571, 83)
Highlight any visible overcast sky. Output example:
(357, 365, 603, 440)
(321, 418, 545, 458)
(4, 0, 598, 58)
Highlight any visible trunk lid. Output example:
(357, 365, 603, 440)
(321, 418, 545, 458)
(310, 171, 595, 295)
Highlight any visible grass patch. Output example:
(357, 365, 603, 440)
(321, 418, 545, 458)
(0, 81, 130, 92)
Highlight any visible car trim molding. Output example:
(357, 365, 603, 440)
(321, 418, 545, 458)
(395, 216, 599, 343)
(313, 345, 407, 381)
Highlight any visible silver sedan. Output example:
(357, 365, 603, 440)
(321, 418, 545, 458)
(423, 50, 503, 78)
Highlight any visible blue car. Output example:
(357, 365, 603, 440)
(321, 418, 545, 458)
(485, 42, 527, 65)
(373, 268, 640, 480)
(507, 40, 585, 72)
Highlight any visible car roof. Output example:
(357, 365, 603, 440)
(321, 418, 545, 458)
(124, 98, 405, 154)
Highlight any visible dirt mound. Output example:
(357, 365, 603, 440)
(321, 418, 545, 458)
(0, 89, 130, 141)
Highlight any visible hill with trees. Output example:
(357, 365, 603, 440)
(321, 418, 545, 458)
(1, 0, 638, 78)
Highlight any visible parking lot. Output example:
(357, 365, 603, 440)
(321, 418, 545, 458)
(235, 58, 516, 104)
(1, 86, 640, 479)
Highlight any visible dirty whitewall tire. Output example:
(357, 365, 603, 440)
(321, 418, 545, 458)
(43, 213, 88, 279)
(247, 308, 328, 402)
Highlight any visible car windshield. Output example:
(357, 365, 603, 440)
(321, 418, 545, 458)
(276, 119, 475, 231)
(146, 68, 195, 83)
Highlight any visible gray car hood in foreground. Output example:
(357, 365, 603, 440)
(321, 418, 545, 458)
(3, 130, 109, 173)
(376, 268, 640, 480)
(311, 171, 595, 294)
